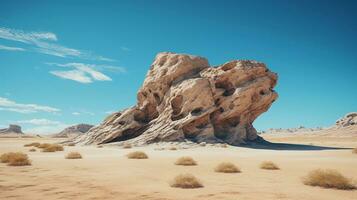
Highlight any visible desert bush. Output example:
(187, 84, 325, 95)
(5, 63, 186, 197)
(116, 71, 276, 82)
(126, 151, 148, 159)
(220, 143, 228, 148)
(175, 156, 197, 166)
(260, 161, 280, 170)
(123, 143, 132, 149)
(65, 152, 82, 159)
(0, 152, 31, 166)
(303, 169, 356, 190)
(67, 143, 75, 147)
(24, 142, 40, 147)
(97, 145, 103, 148)
(38, 143, 51, 149)
(29, 148, 36, 152)
(214, 162, 241, 173)
(42, 144, 64, 152)
(169, 147, 177, 150)
(170, 173, 203, 188)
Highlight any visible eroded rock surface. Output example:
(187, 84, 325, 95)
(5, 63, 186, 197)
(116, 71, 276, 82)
(74, 52, 278, 145)
(336, 113, 357, 127)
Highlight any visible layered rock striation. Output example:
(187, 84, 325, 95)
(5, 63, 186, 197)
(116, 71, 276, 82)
(74, 52, 278, 145)
(54, 124, 94, 138)
(0, 124, 23, 134)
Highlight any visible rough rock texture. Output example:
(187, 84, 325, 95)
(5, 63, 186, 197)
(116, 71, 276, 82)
(0, 124, 23, 134)
(261, 126, 324, 134)
(335, 113, 357, 127)
(74, 52, 278, 145)
(54, 124, 94, 138)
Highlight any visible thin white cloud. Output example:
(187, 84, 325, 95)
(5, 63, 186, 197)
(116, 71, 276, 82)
(72, 111, 94, 116)
(48, 62, 125, 83)
(105, 110, 116, 114)
(17, 118, 62, 125)
(0, 44, 25, 51)
(120, 46, 131, 51)
(0, 27, 114, 61)
(0, 97, 60, 114)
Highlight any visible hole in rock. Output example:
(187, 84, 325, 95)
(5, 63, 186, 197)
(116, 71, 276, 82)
(171, 95, 183, 115)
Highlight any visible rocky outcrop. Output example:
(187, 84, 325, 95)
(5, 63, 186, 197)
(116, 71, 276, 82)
(336, 112, 357, 127)
(261, 126, 324, 134)
(0, 124, 23, 134)
(73, 52, 278, 145)
(53, 124, 94, 138)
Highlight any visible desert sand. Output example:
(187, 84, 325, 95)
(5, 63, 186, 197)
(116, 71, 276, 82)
(1, 127, 357, 200)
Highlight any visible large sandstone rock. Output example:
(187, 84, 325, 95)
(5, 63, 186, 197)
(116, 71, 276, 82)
(54, 124, 94, 138)
(74, 52, 278, 145)
(335, 112, 357, 127)
(0, 124, 23, 134)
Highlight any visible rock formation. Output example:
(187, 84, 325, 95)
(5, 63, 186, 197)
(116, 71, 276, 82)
(0, 124, 23, 134)
(53, 124, 94, 138)
(73, 52, 278, 145)
(335, 112, 357, 127)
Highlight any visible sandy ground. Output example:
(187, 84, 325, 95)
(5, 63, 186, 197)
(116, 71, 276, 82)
(1, 128, 357, 200)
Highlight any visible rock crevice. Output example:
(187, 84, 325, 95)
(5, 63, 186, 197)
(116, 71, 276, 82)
(74, 52, 278, 145)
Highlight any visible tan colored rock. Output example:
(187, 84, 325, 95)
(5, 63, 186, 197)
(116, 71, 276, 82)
(336, 113, 357, 127)
(73, 52, 278, 145)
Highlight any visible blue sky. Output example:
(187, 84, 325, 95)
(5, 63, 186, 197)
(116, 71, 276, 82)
(0, 0, 356, 134)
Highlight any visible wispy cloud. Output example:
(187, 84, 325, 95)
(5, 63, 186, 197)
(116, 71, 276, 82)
(16, 118, 62, 125)
(0, 44, 25, 51)
(72, 111, 94, 116)
(0, 97, 60, 114)
(48, 62, 125, 83)
(0, 27, 114, 61)
(24, 123, 69, 134)
(120, 46, 131, 51)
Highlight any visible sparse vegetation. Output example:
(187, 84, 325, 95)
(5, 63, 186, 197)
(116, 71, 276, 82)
(24, 142, 40, 147)
(170, 173, 203, 188)
(41, 144, 64, 152)
(303, 169, 356, 190)
(97, 145, 103, 148)
(214, 162, 241, 173)
(0, 152, 31, 166)
(220, 143, 228, 148)
(29, 148, 36, 152)
(260, 161, 280, 170)
(67, 143, 75, 147)
(65, 152, 82, 159)
(169, 147, 177, 150)
(126, 151, 148, 159)
(38, 143, 52, 149)
(175, 156, 197, 166)
(123, 143, 132, 149)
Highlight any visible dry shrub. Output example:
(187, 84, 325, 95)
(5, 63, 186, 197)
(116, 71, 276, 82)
(175, 157, 197, 166)
(24, 142, 40, 147)
(126, 151, 148, 159)
(97, 145, 103, 148)
(170, 173, 203, 189)
(353, 148, 357, 154)
(260, 161, 280, 170)
(215, 162, 241, 173)
(123, 143, 132, 149)
(42, 144, 64, 152)
(220, 143, 228, 148)
(29, 148, 36, 152)
(169, 147, 177, 150)
(65, 152, 82, 159)
(303, 169, 356, 190)
(38, 143, 51, 149)
(0, 152, 31, 166)
(67, 143, 75, 147)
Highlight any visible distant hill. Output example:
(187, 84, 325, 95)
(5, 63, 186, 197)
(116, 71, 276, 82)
(0, 124, 23, 134)
(52, 124, 94, 138)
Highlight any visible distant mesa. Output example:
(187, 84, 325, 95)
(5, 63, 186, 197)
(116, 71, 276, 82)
(72, 52, 278, 146)
(53, 124, 94, 138)
(335, 112, 357, 128)
(0, 124, 23, 134)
